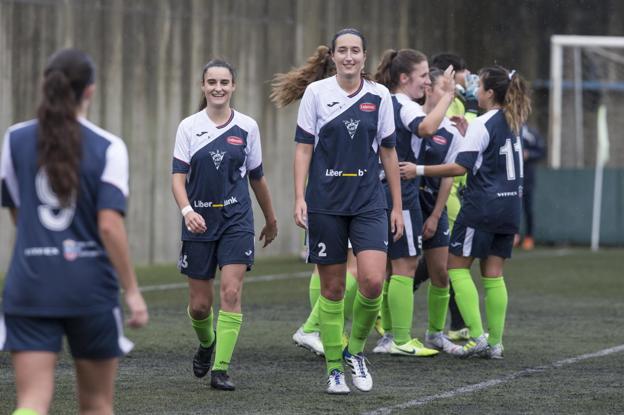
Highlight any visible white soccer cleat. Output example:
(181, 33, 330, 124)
(424, 330, 465, 357)
(447, 327, 471, 341)
(460, 334, 489, 358)
(388, 338, 439, 357)
(343, 348, 373, 392)
(372, 333, 394, 354)
(326, 369, 350, 394)
(482, 343, 504, 359)
(292, 327, 324, 356)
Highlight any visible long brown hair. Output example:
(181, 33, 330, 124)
(37, 49, 95, 207)
(374, 48, 428, 92)
(270, 28, 369, 108)
(479, 66, 531, 136)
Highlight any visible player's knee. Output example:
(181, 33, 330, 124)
(357, 274, 383, 298)
(188, 302, 211, 320)
(221, 286, 241, 308)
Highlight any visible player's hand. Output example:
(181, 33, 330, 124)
(259, 219, 278, 248)
(294, 198, 308, 229)
(443, 65, 456, 95)
(450, 115, 468, 136)
(390, 208, 404, 242)
(184, 211, 207, 233)
(124, 287, 148, 328)
(399, 162, 417, 180)
(422, 216, 439, 241)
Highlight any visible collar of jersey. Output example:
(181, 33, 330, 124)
(203, 108, 235, 129)
(333, 75, 364, 99)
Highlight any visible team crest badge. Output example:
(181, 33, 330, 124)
(343, 119, 360, 139)
(209, 150, 226, 170)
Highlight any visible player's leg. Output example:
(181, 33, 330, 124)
(12, 352, 57, 415)
(293, 264, 324, 356)
(74, 358, 118, 414)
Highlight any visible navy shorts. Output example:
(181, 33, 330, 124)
(422, 210, 450, 250)
(449, 222, 514, 259)
(307, 209, 388, 264)
(178, 231, 255, 280)
(388, 208, 423, 260)
(0, 308, 133, 359)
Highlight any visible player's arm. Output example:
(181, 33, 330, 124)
(417, 66, 455, 137)
(98, 209, 148, 328)
(379, 146, 404, 242)
(423, 177, 453, 240)
(172, 173, 207, 234)
(249, 176, 278, 248)
(293, 143, 312, 229)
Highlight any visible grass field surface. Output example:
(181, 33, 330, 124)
(1, 248, 623, 414)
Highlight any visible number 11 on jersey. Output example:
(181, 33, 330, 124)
(499, 137, 524, 181)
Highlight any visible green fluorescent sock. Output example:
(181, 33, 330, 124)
(482, 276, 508, 346)
(302, 298, 320, 333)
(343, 272, 357, 322)
(309, 273, 321, 308)
(212, 311, 243, 372)
(348, 290, 382, 355)
(380, 279, 392, 332)
(448, 268, 483, 338)
(428, 283, 450, 333)
(387, 275, 414, 345)
(12, 409, 39, 415)
(188, 306, 215, 348)
(318, 295, 345, 374)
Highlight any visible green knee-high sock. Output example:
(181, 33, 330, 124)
(318, 296, 345, 374)
(12, 409, 39, 415)
(302, 299, 320, 333)
(348, 291, 382, 355)
(188, 307, 215, 348)
(309, 273, 321, 308)
(343, 272, 357, 322)
(428, 283, 450, 333)
(448, 268, 483, 338)
(482, 276, 507, 346)
(380, 279, 392, 332)
(387, 275, 414, 345)
(212, 311, 243, 372)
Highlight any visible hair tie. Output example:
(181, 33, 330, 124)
(508, 70, 516, 80)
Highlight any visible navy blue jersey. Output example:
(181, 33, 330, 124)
(417, 117, 462, 215)
(172, 109, 263, 241)
(295, 76, 396, 215)
(1, 119, 128, 317)
(454, 109, 523, 234)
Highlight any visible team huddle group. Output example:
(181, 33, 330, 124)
(0, 26, 530, 414)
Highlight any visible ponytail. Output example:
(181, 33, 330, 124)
(503, 72, 531, 136)
(37, 49, 94, 207)
(373, 48, 427, 92)
(270, 45, 335, 108)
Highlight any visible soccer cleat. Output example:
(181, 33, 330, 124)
(424, 330, 465, 357)
(343, 348, 373, 392)
(192, 338, 216, 378)
(460, 334, 489, 358)
(374, 314, 385, 336)
(447, 327, 470, 341)
(482, 343, 504, 359)
(292, 327, 324, 356)
(210, 370, 235, 391)
(326, 369, 350, 394)
(388, 338, 439, 357)
(372, 333, 394, 354)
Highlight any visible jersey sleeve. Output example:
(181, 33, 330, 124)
(444, 125, 463, 164)
(98, 138, 129, 214)
(245, 121, 264, 180)
(295, 85, 317, 144)
(172, 121, 191, 174)
(1, 130, 19, 208)
(455, 119, 489, 170)
(377, 87, 396, 148)
(401, 101, 426, 136)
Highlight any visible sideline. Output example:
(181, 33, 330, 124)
(362, 344, 624, 415)
(140, 271, 310, 292)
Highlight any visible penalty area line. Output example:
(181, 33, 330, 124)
(362, 344, 624, 415)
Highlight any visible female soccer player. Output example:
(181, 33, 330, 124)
(372, 49, 458, 357)
(1, 48, 148, 415)
(272, 28, 404, 394)
(172, 59, 278, 391)
(410, 66, 531, 359)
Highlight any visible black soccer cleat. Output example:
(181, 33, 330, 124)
(192, 339, 216, 378)
(210, 370, 235, 391)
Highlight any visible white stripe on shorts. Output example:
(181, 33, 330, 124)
(113, 307, 135, 355)
(463, 227, 475, 257)
(402, 210, 417, 257)
(0, 314, 6, 350)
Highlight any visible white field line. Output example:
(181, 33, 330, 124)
(362, 344, 624, 415)
(139, 271, 310, 292)
(139, 249, 576, 293)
